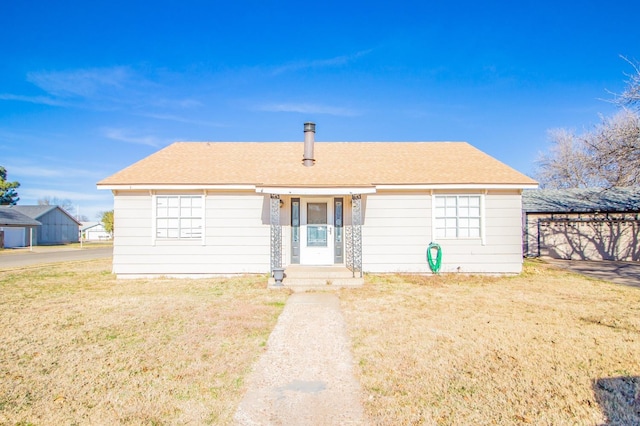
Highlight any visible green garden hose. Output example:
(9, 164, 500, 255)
(427, 242, 442, 273)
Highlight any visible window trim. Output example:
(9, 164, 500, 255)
(152, 194, 205, 244)
(432, 194, 485, 244)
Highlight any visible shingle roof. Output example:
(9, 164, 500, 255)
(8, 205, 57, 219)
(98, 142, 537, 187)
(6, 205, 82, 225)
(0, 206, 42, 227)
(523, 187, 640, 213)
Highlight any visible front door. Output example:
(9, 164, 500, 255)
(300, 198, 334, 265)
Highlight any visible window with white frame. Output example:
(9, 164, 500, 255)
(156, 195, 203, 239)
(434, 195, 481, 238)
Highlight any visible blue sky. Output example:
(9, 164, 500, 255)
(2, 1, 639, 219)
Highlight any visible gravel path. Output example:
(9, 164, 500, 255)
(234, 292, 366, 425)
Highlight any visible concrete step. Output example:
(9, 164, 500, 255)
(267, 265, 364, 290)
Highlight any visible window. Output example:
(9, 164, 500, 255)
(307, 202, 328, 247)
(434, 195, 481, 238)
(156, 196, 203, 239)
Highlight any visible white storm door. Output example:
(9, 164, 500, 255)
(300, 198, 334, 265)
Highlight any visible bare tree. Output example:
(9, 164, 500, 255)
(614, 57, 640, 109)
(537, 58, 640, 189)
(536, 111, 640, 188)
(38, 196, 74, 212)
(585, 110, 640, 187)
(535, 128, 598, 188)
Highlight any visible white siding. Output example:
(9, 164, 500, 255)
(362, 193, 432, 273)
(84, 225, 111, 241)
(112, 189, 525, 277)
(361, 191, 524, 274)
(112, 191, 270, 278)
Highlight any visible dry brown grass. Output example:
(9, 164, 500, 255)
(0, 259, 288, 425)
(4, 258, 639, 425)
(341, 259, 640, 425)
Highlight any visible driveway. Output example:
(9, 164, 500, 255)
(0, 246, 112, 270)
(543, 258, 640, 289)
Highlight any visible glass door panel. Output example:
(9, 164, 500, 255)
(307, 202, 328, 247)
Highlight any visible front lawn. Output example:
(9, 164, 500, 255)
(3, 257, 638, 425)
(341, 259, 640, 425)
(0, 259, 288, 425)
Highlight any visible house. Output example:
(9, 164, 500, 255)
(97, 123, 538, 279)
(523, 187, 640, 261)
(80, 222, 112, 241)
(0, 205, 81, 247)
(0, 207, 41, 248)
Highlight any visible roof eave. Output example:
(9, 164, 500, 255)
(375, 183, 539, 190)
(97, 184, 258, 191)
(256, 186, 377, 195)
(99, 182, 539, 192)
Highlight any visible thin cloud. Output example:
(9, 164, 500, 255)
(11, 166, 65, 178)
(0, 93, 68, 106)
(0, 66, 142, 110)
(138, 112, 225, 127)
(257, 102, 360, 117)
(19, 188, 107, 202)
(103, 128, 163, 147)
(272, 49, 373, 75)
(4, 161, 105, 180)
(5, 66, 207, 115)
(27, 66, 132, 99)
(147, 98, 204, 109)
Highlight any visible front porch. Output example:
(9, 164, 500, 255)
(267, 265, 364, 290)
(268, 193, 364, 285)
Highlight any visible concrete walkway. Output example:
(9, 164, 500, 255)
(234, 292, 366, 425)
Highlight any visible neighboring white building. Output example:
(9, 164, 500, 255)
(81, 222, 112, 241)
(98, 123, 538, 279)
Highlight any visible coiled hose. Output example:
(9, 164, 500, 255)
(427, 242, 442, 273)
